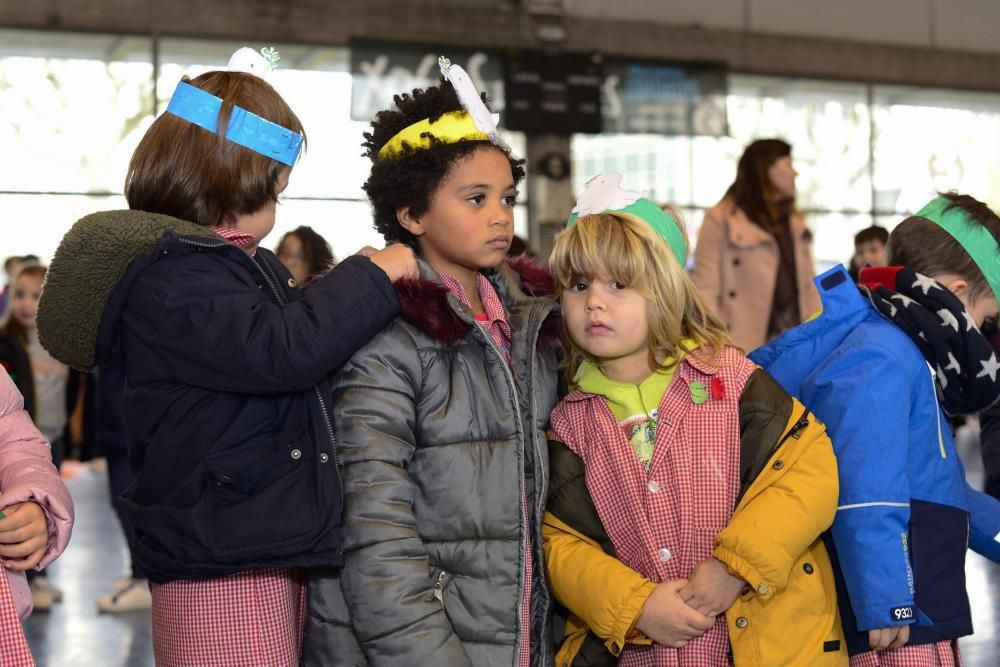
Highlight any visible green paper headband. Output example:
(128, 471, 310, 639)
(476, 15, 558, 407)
(567, 198, 687, 266)
(915, 196, 1000, 302)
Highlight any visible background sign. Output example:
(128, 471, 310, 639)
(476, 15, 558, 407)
(350, 39, 504, 122)
(350, 40, 727, 137)
(503, 50, 603, 135)
(601, 60, 728, 136)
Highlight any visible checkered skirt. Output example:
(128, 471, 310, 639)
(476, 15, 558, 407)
(0, 568, 33, 667)
(850, 641, 962, 667)
(150, 568, 305, 667)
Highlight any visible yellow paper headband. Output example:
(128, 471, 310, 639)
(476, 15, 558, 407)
(377, 110, 490, 160)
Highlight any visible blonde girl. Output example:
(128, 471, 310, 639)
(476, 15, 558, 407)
(543, 175, 845, 667)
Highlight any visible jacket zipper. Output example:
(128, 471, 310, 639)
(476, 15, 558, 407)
(927, 363, 947, 459)
(771, 407, 810, 457)
(433, 569, 448, 603)
(176, 237, 346, 511)
(525, 309, 551, 658)
(475, 314, 530, 667)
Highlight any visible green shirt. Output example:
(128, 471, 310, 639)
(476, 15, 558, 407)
(575, 340, 698, 470)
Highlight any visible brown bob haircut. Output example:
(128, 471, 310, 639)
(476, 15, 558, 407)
(125, 71, 305, 227)
(888, 192, 1000, 301)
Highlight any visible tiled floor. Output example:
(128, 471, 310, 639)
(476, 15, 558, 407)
(21, 429, 1000, 667)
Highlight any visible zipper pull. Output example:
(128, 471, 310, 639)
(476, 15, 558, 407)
(433, 570, 446, 602)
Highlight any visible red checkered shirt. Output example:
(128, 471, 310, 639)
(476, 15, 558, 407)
(440, 271, 532, 666)
(550, 346, 756, 667)
(0, 568, 34, 666)
(850, 641, 962, 667)
(440, 272, 512, 364)
(207, 225, 259, 257)
(150, 568, 306, 667)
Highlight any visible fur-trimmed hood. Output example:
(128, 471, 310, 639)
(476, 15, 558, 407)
(394, 254, 562, 350)
(37, 209, 223, 371)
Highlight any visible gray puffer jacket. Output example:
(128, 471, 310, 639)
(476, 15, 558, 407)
(301, 256, 561, 667)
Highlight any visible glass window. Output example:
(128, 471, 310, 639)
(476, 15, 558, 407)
(0, 30, 153, 195)
(872, 85, 1000, 215)
(570, 134, 692, 204)
(720, 75, 873, 214)
(806, 212, 874, 272)
(1, 193, 128, 262)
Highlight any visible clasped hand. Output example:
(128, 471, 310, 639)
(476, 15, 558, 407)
(635, 558, 745, 648)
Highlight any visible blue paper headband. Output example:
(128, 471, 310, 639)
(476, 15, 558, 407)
(165, 81, 303, 166)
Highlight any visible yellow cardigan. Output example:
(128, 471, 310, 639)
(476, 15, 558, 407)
(543, 401, 846, 667)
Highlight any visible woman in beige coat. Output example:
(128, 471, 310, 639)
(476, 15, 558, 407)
(692, 139, 821, 351)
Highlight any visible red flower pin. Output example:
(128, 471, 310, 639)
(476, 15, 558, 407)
(711, 377, 725, 401)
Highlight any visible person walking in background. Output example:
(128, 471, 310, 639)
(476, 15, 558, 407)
(691, 139, 820, 351)
(93, 363, 152, 613)
(275, 225, 336, 287)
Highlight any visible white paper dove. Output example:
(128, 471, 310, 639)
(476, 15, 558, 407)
(572, 174, 643, 216)
(228, 47, 277, 79)
(439, 56, 499, 142)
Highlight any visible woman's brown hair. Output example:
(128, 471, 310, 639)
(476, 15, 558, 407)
(125, 71, 305, 227)
(724, 138, 792, 229)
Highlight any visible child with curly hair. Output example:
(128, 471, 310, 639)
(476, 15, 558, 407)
(301, 60, 562, 667)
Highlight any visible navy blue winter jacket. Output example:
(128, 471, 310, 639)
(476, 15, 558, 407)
(36, 210, 400, 583)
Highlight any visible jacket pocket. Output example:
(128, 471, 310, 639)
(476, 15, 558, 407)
(203, 431, 316, 557)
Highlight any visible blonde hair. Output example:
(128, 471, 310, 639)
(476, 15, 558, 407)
(549, 212, 732, 386)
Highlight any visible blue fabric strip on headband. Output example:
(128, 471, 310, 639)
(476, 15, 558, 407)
(165, 81, 303, 166)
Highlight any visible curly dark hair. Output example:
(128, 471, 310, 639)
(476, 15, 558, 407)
(362, 80, 525, 247)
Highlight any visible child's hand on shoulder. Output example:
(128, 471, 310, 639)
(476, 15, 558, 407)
(367, 243, 418, 282)
(678, 558, 745, 617)
(635, 579, 716, 648)
(0, 501, 48, 570)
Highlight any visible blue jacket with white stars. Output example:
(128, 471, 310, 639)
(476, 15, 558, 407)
(750, 265, 1000, 656)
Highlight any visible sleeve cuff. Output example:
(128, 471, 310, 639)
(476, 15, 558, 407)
(713, 546, 775, 600)
(606, 580, 657, 654)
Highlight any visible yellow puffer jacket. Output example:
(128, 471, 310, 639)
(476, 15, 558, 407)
(544, 369, 846, 667)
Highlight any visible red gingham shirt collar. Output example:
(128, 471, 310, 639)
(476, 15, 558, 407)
(440, 272, 512, 355)
(207, 226, 259, 257)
